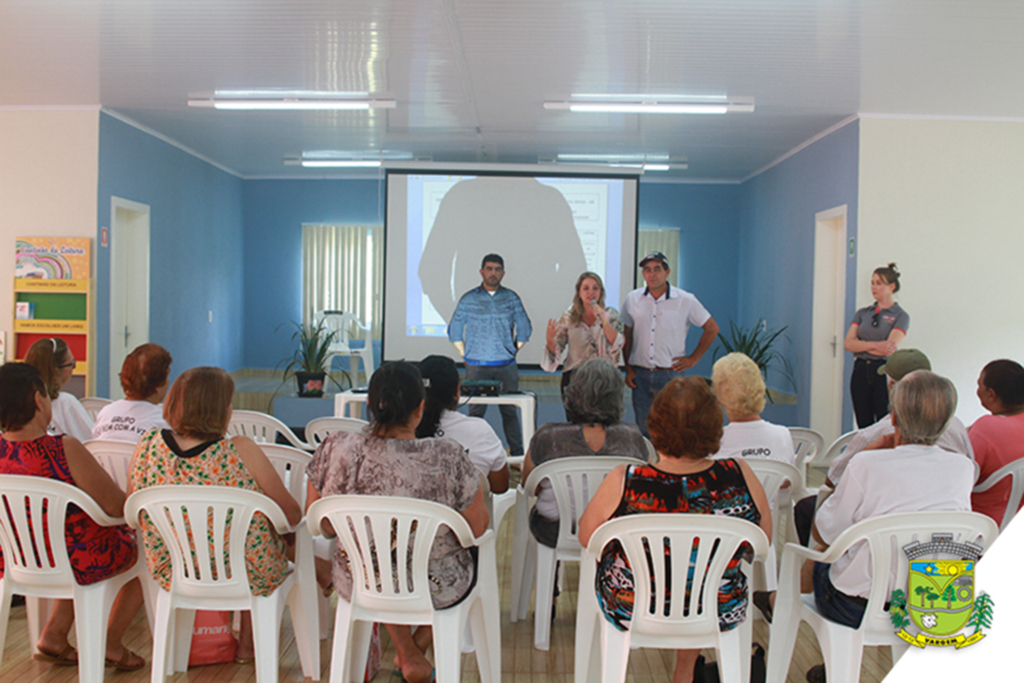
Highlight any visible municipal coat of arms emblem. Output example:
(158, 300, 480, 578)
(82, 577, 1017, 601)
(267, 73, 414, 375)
(888, 533, 993, 648)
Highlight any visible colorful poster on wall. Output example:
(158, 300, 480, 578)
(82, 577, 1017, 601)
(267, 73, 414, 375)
(15, 237, 91, 280)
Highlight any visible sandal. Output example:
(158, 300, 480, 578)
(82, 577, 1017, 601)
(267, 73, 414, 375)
(34, 643, 78, 666)
(105, 648, 146, 672)
(806, 664, 826, 683)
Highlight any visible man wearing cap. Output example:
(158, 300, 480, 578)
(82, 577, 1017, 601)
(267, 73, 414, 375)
(792, 348, 974, 545)
(448, 253, 532, 456)
(620, 251, 719, 437)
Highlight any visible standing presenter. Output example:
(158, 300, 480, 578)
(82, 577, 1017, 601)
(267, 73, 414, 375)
(844, 262, 909, 428)
(448, 253, 532, 457)
(620, 251, 719, 438)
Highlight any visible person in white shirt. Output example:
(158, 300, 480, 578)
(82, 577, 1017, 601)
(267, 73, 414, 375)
(711, 352, 796, 465)
(92, 344, 173, 442)
(793, 348, 974, 545)
(620, 251, 719, 438)
(803, 371, 972, 683)
(24, 337, 93, 442)
(416, 354, 510, 493)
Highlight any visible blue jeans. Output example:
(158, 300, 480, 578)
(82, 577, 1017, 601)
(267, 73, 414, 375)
(631, 367, 683, 438)
(465, 362, 524, 455)
(813, 561, 867, 628)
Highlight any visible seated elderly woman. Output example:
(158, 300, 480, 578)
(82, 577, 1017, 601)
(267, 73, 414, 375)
(128, 366, 302, 664)
(92, 343, 173, 442)
(306, 361, 489, 683)
(417, 354, 510, 493)
(579, 377, 772, 683)
(520, 357, 648, 548)
(24, 337, 93, 442)
(711, 352, 796, 465)
(0, 363, 145, 670)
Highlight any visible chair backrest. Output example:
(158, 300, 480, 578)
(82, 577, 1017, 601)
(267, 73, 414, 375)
(306, 494, 479, 615)
(818, 511, 998, 637)
(227, 409, 312, 450)
(316, 310, 370, 352)
(818, 430, 857, 470)
(0, 474, 121, 589)
(742, 458, 801, 504)
(79, 397, 112, 422)
(84, 439, 138, 491)
(259, 444, 313, 507)
(125, 485, 291, 601)
(586, 514, 769, 637)
(973, 458, 1024, 531)
(524, 456, 646, 550)
(789, 427, 825, 480)
(305, 416, 369, 447)
(642, 437, 658, 464)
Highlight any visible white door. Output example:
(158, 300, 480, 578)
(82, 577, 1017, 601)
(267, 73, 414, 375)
(809, 205, 848, 444)
(109, 197, 151, 400)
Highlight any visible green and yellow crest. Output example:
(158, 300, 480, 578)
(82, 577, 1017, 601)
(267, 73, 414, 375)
(889, 533, 993, 648)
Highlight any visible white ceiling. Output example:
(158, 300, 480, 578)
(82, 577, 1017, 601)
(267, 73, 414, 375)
(3, 0, 1023, 180)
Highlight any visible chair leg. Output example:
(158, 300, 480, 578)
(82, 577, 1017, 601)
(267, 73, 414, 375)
(25, 596, 53, 656)
(433, 610, 465, 683)
(509, 493, 529, 623)
(173, 608, 195, 673)
(290, 539, 322, 680)
(573, 579, 601, 683)
(251, 596, 286, 683)
(533, 544, 558, 650)
(467, 594, 500, 683)
(817, 624, 864, 683)
(716, 623, 749, 683)
(599, 622, 631, 683)
(72, 584, 115, 683)
(150, 594, 174, 683)
(330, 599, 355, 683)
(348, 620, 373, 683)
(765, 603, 800, 683)
(0, 583, 11, 669)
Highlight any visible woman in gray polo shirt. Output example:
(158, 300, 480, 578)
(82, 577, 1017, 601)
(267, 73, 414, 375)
(843, 263, 910, 427)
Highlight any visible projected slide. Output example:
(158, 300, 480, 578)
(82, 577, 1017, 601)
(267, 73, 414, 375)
(385, 171, 638, 366)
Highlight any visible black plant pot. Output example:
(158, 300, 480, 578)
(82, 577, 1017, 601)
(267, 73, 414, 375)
(295, 371, 327, 397)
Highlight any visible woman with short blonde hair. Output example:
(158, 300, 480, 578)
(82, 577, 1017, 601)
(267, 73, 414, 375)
(711, 353, 796, 466)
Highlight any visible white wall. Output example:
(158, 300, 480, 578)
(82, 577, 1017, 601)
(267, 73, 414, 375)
(858, 117, 1024, 425)
(0, 109, 99, 364)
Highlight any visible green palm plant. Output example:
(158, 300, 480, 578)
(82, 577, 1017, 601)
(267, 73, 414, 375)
(278, 319, 350, 394)
(713, 318, 797, 401)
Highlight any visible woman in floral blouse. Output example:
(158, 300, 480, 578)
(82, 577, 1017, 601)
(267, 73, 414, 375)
(128, 366, 301, 664)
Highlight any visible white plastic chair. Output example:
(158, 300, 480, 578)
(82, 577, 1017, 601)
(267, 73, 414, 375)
(227, 409, 313, 451)
(973, 458, 1024, 531)
(259, 444, 329, 640)
(518, 456, 646, 650)
(80, 397, 112, 422)
(0, 474, 147, 683)
(305, 416, 369, 448)
(575, 514, 769, 683)
(789, 427, 825, 492)
(125, 485, 320, 683)
(742, 458, 801, 593)
(307, 494, 501, 683)
(84, 439, 137, 491)
(765, 511, 998, 683)
(315, 310, 375, 385)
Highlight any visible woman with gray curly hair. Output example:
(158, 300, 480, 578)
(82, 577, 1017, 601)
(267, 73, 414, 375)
(711, 352, 796, 466)
(520, 357, 648, 547)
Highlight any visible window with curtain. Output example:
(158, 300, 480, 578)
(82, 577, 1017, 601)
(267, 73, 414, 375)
(302, 224, 384, 337)
(637, 228, 680, 283)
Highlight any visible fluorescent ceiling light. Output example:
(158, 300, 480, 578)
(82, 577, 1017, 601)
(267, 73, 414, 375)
(557, 153, 670, 163)
(301, 159, 382, 168)
(571, 93, 728, 102)
(188, 91, 395, 110)
(544, 96, 753, 115)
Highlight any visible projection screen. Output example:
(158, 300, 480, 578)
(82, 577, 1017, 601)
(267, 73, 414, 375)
(383, 171, 639, 366)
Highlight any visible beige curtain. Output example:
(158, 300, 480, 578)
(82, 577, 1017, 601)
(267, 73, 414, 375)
(302, 224, 384, 338)
(637, 228, 680, 282)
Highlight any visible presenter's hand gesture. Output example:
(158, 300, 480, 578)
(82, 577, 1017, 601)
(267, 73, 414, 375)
(546, 319, 560, 354)
(625, 365, 637, 389)
(671, 355, 697, 372)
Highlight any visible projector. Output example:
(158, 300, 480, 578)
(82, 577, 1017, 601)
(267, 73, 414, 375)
(461, 380, 501, 397)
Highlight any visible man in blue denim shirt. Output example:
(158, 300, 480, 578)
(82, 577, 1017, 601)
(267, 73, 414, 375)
(448, 254, 532, 455)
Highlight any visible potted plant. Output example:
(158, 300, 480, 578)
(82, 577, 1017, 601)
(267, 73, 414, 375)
(279, 319, 350, 397)
(712, 318, 796, 402)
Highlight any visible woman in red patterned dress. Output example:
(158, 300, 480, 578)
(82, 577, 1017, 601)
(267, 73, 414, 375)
(0, 362, 145, 670)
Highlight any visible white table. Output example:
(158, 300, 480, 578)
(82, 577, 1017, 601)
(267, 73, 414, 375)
(334, 390, 536, 467)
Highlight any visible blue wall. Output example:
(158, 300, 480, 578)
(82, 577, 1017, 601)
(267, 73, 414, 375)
(638, 182, 742, 380)
(737, 121, 860, 428)
(242, 179, 384, 369)
(96, 113, 245, 396)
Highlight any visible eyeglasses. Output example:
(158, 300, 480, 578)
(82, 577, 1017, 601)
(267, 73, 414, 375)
(58, 359, 76, 369)
(871, 311, 880, 327)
